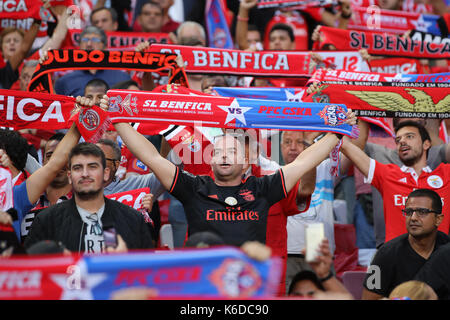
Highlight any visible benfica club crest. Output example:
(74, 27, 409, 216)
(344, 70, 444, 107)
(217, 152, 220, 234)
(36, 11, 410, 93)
(318, 105, 347, 126)
(209, 258, 262, 297)
(79, 108, 100, 131)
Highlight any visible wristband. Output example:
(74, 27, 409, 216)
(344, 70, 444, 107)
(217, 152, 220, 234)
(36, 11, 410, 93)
(319, 272, 333, 282)
(237, 15, 249, 22)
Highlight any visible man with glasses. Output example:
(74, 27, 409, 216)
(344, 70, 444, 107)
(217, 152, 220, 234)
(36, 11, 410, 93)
(25, 142, 154, 254)
(361, 188, 449, 300)
(54, 26, 130, 98)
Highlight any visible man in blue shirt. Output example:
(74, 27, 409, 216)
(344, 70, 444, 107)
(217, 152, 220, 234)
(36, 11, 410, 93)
(54, 26, 130, 97)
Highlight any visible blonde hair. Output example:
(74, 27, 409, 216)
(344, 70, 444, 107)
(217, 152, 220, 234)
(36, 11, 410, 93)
(389, 280, 437, 300)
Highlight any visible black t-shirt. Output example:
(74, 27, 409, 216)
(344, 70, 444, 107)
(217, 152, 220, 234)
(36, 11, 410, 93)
(0, 61, 18, 89)
(415, 242, 450, 300)
(169, 167, 288, 246)
(363, 231, 450, 297)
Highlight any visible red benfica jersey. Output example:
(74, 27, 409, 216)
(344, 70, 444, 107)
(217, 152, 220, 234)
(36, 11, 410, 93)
(367, 159, 450, 242)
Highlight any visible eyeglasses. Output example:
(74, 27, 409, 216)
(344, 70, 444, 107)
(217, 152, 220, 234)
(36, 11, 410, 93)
(87, 213, 103, 236)
(80, 37, 102, 43)
(401, 208, 437, 218)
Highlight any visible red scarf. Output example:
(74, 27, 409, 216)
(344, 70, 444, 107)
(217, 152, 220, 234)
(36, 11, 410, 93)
(150, 44, 311, 78)
(303, 81, 450, 118)
(317, 26, 450, 59)
(0, 89, 76, 130)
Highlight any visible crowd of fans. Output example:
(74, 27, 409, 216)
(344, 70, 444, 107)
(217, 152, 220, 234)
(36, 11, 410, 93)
(0, 0, 449, 300)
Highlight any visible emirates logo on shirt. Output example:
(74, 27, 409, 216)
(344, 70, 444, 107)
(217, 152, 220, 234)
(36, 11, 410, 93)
(206, 207, 259, 221)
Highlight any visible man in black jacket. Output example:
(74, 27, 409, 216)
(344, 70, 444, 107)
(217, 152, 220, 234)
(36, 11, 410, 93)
(24, 143, 154, 254)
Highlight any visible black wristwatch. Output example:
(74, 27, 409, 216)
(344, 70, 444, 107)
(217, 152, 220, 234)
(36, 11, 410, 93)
(319, 272, 333, 282)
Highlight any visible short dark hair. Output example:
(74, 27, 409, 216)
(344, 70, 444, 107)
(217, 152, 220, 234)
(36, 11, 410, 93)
(269, 23, 295, 42)
(0, 128, 29, 172)
(407, 188, 443, 215)
(394, 120, 431, 144)
(84, 78, 109, 93)
(111, 79, 140, 90)
(90, 6, 118, 24)
(69, 142, 106, 169)
(139, 1, 162, 15)
(288, 270, 325, 295)
(48, 132, 65, 142)
(97, 138, 121, 161)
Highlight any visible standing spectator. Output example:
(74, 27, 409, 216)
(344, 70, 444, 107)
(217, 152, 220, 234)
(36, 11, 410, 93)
(54, 26, 131, 97)
(0, 20, 40, 89)
(105, 93, 356, 246)
(362, 188, 449, 299)
(135, 1, 165, 33)
(24, 142, 154, 253)
(340, 120, 450, 243)
(153, 0, 180, 33)
(90, 7, 119, 32)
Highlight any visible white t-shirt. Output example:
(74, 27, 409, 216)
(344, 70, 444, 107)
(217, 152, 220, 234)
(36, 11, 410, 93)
(77, 204, 105, 254)
(287, 159, 336, 255)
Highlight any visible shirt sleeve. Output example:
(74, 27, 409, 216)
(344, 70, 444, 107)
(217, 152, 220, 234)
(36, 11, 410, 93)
(12, 181, 33, 240)
(258, 169, 288, 207)
(169, 166, 197, 204)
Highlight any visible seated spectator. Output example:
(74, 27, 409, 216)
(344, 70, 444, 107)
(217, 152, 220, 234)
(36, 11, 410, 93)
(288, 239, 353, 299)
(90, 7, 119, 32)
(362, 189, 450, 299)
(54, 26, 131, 97)
(389, 280, 438, 300)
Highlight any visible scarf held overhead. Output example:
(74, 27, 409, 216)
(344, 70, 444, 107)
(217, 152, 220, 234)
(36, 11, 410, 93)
(317, 26, 450, 59)
(303, 81, 450, 118)
(105, 89, 356, 136)
(150, 44, 311, 77)
(27, 49, 188, 93)
(0, 89, 77, 130)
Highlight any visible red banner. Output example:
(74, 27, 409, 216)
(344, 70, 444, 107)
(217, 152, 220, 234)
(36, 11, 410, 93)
(317, 26, 450, 59)
(150, 44, 311, 77)
(304, 81, 450, 118)
(348, 7, 437, 34)
(0, 89, 75, 130)
(65, 29, 171, 50)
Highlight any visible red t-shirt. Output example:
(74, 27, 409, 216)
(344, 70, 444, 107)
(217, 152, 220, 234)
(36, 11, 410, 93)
(367, 160, 450, 242)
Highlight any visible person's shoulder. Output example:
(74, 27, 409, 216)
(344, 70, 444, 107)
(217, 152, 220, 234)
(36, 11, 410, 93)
(435, 231, 450, 246)
(36, 200, 72, 220)
(377, 234, 409, 254)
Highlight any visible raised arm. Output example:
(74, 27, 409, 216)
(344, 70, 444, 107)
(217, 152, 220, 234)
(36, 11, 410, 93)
(282, 133, 340, 193)
(235, 0, 257, 50)
(101, 96, 176, 190)
(25, 116, 82, 204)
(340, 134, 372, 178)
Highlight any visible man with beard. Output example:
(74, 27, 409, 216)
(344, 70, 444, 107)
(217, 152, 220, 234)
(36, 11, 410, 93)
(362, 188, 449, 300)
(20, 133, 73, 242)
(340, 120, 450, 244)
(24, 143, 153, 254)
